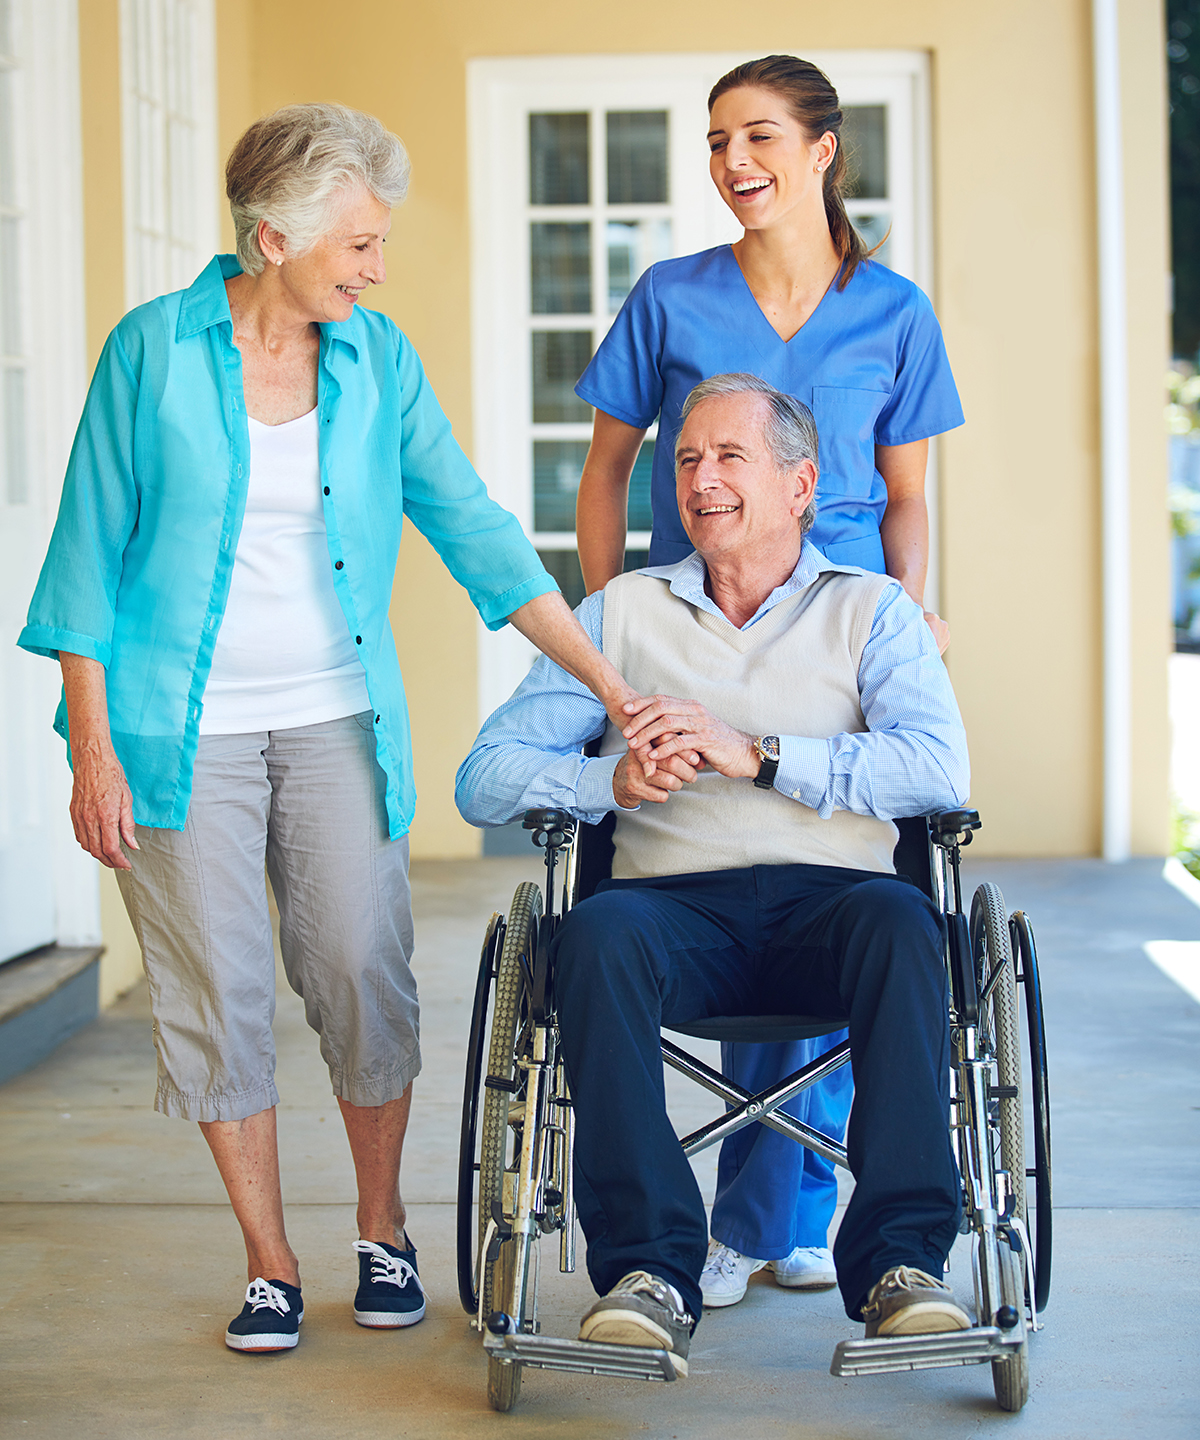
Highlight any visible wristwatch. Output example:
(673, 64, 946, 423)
(752, 735, 781, 790)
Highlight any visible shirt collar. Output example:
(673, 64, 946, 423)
(641, 541, 862, 630)
(175, 254, 361, 360)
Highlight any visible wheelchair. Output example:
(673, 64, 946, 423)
(457, 806, 1051, 1414)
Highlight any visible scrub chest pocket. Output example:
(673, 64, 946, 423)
(811, 386, 891, 501)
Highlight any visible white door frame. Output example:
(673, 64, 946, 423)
(468, 51, 938, 723)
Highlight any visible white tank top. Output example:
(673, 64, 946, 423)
(199, 408, 371, 734)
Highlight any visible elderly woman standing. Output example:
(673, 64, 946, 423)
(19, 105, 637, 1354)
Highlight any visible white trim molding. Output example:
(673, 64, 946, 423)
(1093, 0, 1132, 862)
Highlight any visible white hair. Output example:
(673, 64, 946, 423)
(225, 103, 410, 276)
(679, 373, 820, 536)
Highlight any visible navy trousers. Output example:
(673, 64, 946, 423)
(551, 863, 962, 1322)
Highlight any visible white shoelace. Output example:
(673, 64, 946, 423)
(704, 1242, 747, 1280)
(609, 1270, 690, 1322)
(862, 1264, 945, 1318)
(244, 1278, 291, 1316)
(354, 1239, 418, 1290)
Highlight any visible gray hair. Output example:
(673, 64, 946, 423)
(679, 373, 820, 536)
(225, 103, 411, 276)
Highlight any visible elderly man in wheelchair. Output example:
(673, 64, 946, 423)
(455, 372, 1048, 1413)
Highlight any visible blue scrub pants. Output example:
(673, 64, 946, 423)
(712, 1030, 853, 1259)
(551, 863, 962, 1321)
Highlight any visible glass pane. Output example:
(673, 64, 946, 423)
(607, 219, 670, 312)
(629, 442, 654, 532)
(0, 68, 15, 208)
(5, 365, 26, 503)
(851, 213, 892, 268)
(607, 111, 668, 204)
(0, 214, 18, 354)
(532, 331, 592, 423)
(537, 547, 649, 611)
(842, 105, 887, 200)
(533, 440, 589, 532)
(531, 222, 591, 314)
(529, 113, 589, 205)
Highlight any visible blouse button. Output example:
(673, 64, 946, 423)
(355, 636, 362, 644)
(335, 560, 344, 570)
(323, 486, 330, 495)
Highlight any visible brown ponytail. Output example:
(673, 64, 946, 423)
(708, 55, 876, 291)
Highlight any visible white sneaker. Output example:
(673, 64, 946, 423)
(769, 1246, 837, 1291)
(700, 1240, 767, 1308)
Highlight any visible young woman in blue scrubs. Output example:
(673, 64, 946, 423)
(573, 55, 964, 1305)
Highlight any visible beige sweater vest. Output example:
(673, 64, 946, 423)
(600, 561, 899, 880)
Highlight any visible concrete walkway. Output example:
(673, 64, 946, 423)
(2, 854, 1198, 1438)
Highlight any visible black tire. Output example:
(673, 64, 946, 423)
(991, 1240, 1030, 1412)
(457, 912, 503, 1316)
(480, 882, 542, 1412)
(1010, 910, 1052, 1314)
(970, 883, 1026, 1228)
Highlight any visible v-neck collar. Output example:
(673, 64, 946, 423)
(720, 243, 842, 354)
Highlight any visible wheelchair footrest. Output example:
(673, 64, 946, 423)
(831, 1326, 1023, 1377)
(484, 1330, 679, 1382)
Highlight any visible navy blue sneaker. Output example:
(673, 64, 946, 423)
(225, 1277, 303, 1352)
(353, 1238, 426, 1328)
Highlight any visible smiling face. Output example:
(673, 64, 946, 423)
(675, 391, 817, 571)
(707, 85, 834, 233)
(261, 184, 392, 324)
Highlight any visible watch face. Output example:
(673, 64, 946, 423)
(758, 735, 781, 762)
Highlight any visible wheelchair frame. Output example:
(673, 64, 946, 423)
(457, 807, 1051, 1414)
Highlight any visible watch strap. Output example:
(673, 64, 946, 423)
(752, 736, 780, 791)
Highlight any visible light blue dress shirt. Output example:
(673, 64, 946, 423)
(455, 544, 970, 830)
(575, 248, 964, 572)
(19, 255, 556, 837)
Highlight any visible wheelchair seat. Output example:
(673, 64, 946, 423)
(664, 1014, 847, 1043)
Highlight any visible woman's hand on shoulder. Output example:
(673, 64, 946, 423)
(923, 611, 950, 655)
(69, 738, 138, 871)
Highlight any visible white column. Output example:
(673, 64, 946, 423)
(1093, 0, 1132, 862)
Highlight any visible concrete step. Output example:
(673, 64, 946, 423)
(0, 943, 104, 1085)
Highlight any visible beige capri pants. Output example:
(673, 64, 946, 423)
(115, 712, 419, 1122)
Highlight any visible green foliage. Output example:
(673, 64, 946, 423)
(1171, 799, 1200, 883)
(1166, 367, 1200, 535)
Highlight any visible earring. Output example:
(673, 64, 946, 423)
(275, 258, 283, 267)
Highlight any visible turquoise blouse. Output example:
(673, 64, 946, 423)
(19, 255, 556, 838)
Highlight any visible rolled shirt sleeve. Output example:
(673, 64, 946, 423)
(19, 327, 141, 664)
(395, 340, 557, 629)
(773, 582, 970, 819)
(455, 593, 620, 825)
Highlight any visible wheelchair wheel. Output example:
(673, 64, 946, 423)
(970, 884, 1026, 1228)
(457, 911, 503, 1315)
(479, 882, 543, 1412)
(1010, 910, 1052, 1313)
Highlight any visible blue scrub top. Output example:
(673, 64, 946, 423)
(575, 245, 964, 574)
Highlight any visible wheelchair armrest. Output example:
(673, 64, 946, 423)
(929, 808, 982, 847)
(523, 808, 574, 831)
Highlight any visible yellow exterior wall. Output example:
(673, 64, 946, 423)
(242, 0, 1171, 859)
(73, 1, 1169, 887)
(1122, 0, 1172, 855)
